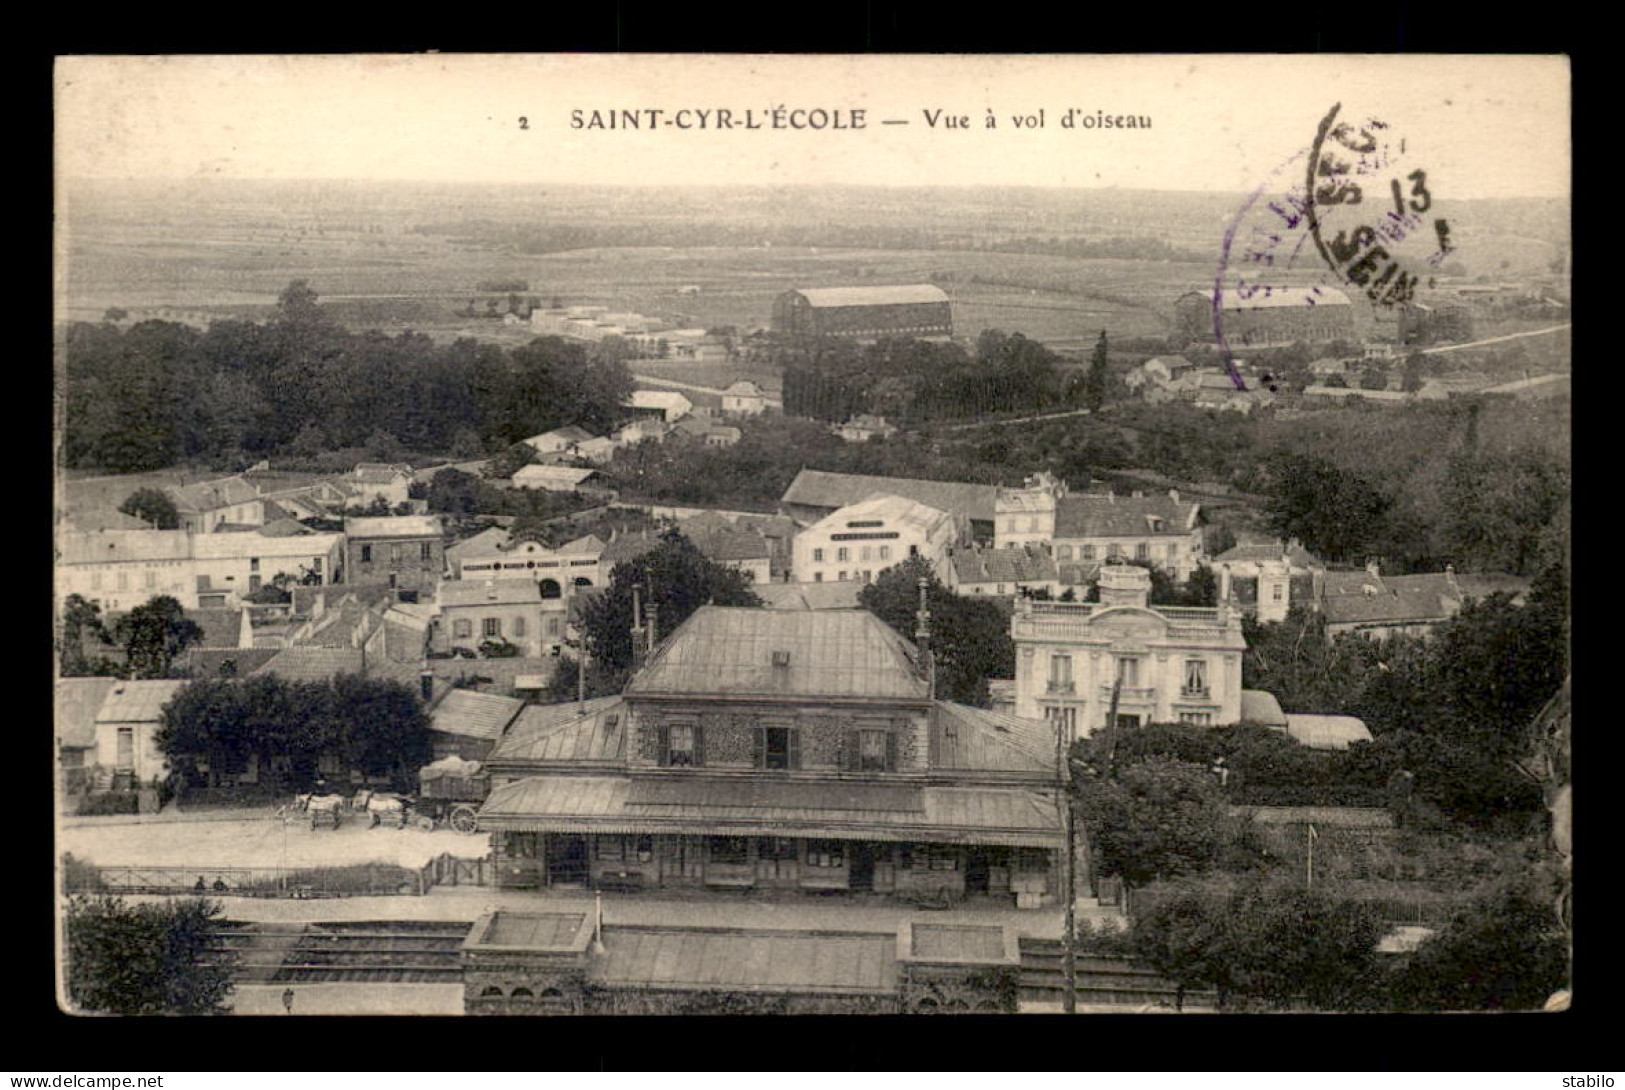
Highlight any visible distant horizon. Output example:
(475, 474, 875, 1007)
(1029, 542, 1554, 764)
(62, 175, 1569, 203)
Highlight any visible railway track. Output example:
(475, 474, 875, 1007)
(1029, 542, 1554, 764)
(211, 921, 473, 985)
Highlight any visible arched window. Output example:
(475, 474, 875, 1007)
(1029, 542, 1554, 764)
(539, 579, 562, 599)
(573, 577, 593, 589)
(510, 987, 534, 998)
(481, 986, 504, 997)
(539, 987, 564, 999)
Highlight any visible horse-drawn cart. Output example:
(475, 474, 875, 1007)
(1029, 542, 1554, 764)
(416, 756, 488, 835)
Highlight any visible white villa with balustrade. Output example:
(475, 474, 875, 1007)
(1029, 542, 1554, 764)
(1008, 563, 1247, 742)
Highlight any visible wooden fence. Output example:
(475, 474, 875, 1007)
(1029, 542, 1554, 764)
(68, 862, 426, 898)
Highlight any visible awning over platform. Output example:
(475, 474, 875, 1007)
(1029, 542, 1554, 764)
(478, 774, 1063, 848)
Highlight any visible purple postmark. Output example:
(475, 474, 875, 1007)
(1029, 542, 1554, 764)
(1211, 103, 1455, 392)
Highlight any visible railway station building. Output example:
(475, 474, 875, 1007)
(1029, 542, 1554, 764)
(476, 606, 1066, 907)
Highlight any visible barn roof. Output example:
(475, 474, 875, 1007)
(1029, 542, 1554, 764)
(792, 285, 949, 308)
(782, 469, 998, 523)
(626, 606, 929, 702)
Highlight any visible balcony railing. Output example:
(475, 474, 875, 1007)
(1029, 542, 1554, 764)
(1179, 687, 1212, 701)
(1101, 686, 1156, 703)
(1046, 679, 1076, 695)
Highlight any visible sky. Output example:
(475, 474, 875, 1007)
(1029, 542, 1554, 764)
(55, 54, 1570, 199)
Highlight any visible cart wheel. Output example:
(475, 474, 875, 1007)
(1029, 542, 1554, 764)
(450, 806, 479, 835)
(417, 815, 436, 832)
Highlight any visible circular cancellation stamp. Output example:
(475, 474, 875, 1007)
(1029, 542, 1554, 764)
(1211, 103, 1456, 392)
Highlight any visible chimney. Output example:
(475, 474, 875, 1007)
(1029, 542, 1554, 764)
(646, 602, 660, 655)
(1168, 489, 1180, 505)
(630, 584, 646, 670)
(914, 577, 936, 699)
(419, 671, 435, 702)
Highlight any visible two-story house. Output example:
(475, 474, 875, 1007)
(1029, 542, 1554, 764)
(476, 607, 1065, 905)
(433, 578, 568, 659)
(1050, 490, 1205, 583)
(347, 463, 416, 508)
(791, 495, 962, 586)
(1009, 563, 1246, 741)
(344, 515, 446, 595)
(720, 380, 768, 417)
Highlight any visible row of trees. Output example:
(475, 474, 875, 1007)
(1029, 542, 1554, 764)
(1130, 871, 1567, 1011)
(780, 330, 1094, 424)
(155, 674, 433, 793)
(62, 281, 635, 473)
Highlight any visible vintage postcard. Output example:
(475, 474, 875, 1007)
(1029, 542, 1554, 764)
(53, 54, 1570, 1018)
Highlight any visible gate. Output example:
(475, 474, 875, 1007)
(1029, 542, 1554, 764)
(421, 852, 491, 891)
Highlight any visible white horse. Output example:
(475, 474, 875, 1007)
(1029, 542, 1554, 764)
(353, 790, 411, 828)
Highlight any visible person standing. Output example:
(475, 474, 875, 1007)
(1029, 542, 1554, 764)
(282, 988, 295, 1015)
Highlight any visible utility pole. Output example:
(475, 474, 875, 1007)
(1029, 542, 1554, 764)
(1057, 709, 1078, 1015)
(1306, 823, 1317, 890)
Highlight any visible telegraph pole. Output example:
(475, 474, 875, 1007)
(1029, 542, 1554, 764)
(1056, 712, 1077, 1014)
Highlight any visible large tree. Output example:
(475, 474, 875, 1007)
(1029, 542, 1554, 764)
(1076, 757, 1236, 887)
(58, 593, 117, 677)
(1257, 450, 1391, 564)
(1389, 875, 1569, 1011)
(1082, 329, 1110, 411)
(1132, 879, 1387, 1011)
(574, 530, 763, 690)
(857, 556, 1014, 707)
(118, 488, 181, 530)
(64, 896, 234, 1015)
(107, 596, 203, 679)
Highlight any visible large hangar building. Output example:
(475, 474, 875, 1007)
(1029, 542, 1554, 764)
(1175, 287, 1356, 347)
(772, 285, 953, 340)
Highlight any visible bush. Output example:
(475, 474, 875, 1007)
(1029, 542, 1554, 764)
(61, 853, 106, 893)
(78, 791, 140, 816)
(237, 862, 420, 897)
